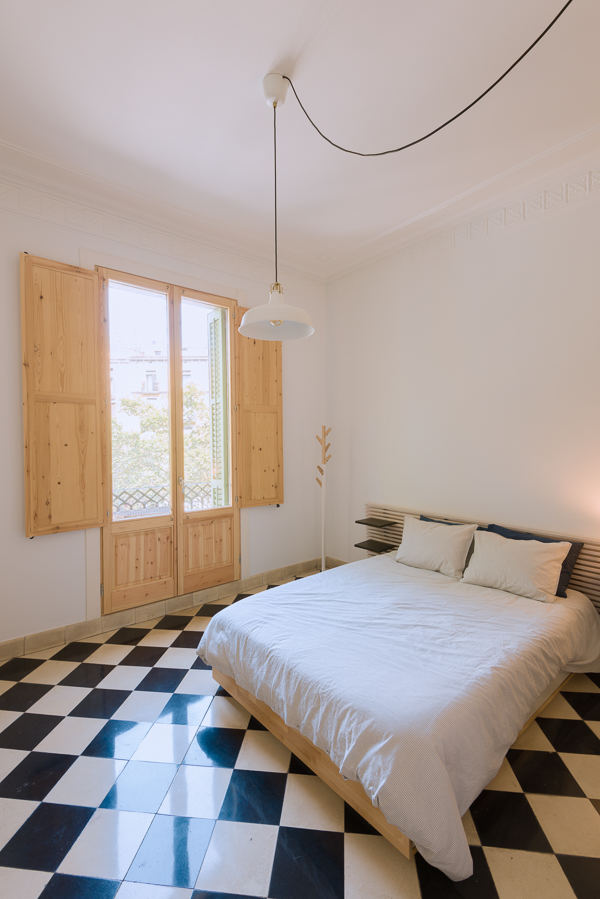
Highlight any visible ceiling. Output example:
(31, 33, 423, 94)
(1, 0, 599, 281)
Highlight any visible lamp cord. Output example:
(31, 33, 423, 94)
(282, 0, 575, 157)
(274, 103, 278, 283)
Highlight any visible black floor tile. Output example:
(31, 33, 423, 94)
(0, 802, 93, 871)
(51, 643, 98, 663)
(557, 854, 600, 899)
(562, 692, 600, 721)
(344, 802, 378, 835)
(0, 682, 53, 712)
(135, 667, 187, 693)
(416, 846, 499, 899)
(469, 790, 552, 852)
(59, 663, 115, 688)
(172, 631, 202, 649)
(39, 873, 120, 899)
(219, 769, 286, 825)
(192, 656, 211, 670)
(506, 749, 586, 796)
(0, 751, 76, 800)
(536, 717, 600, 755)
(0, 657, 45, 681)
(120, 646, 167, 667)
(69, 688, 130, 719)
(82, 719, 151, 759)
(265, 585, 277, 589)
(586, 673, 600, 689)
(592, 798, 600, 816)
(101, 760, 177, 812)
(156, 616, 193, 630)
(158, 693, 212, 725)
(232, 593, 251, 603)
(0, 713, 62, 750)
(105, 628, 150, 646)
(126, 814, 214, 888)
(247, 715, 267, 731)
(268, 826, 344, 899)
(197, 604, 229, 617)
(184, 727, 245, 768)
(288, 753, 315, 775)
(215, 686, 230, 697)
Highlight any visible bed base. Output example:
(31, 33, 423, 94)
(212, 668, 416, 860)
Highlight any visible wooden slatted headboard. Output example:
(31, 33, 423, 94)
(363, 503, 600, 615)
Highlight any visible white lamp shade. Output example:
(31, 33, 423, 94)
(238, 287, 314, 341)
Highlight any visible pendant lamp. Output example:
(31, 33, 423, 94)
(238, 74, 314, 341)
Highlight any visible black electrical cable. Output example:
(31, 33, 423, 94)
(282, 0, 575, 157)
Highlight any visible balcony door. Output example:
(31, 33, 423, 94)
(100, 269, 239, 613)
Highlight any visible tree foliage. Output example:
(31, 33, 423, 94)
(112, 383, 211, 493)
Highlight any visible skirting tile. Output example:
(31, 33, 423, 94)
(23, 628, 66, 655)
(0, 640, 24, 663)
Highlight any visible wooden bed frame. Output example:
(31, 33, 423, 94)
(214, 667, 572, 860)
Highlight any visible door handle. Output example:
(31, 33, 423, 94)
(178, 477, 184, 486)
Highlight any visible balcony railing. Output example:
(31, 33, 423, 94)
(112, 482, 212, 518)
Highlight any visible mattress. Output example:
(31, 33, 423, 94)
(198, 553, 600, 880)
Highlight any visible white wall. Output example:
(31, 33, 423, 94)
(0, 208, 326, 642)
(327, 194, 600, 562)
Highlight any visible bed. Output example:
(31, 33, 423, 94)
(198, 515, 600, 881)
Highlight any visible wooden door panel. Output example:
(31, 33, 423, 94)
(182, 513, 234, 593)
(110, 524, 176, 611)
(33, 402, 100, 529)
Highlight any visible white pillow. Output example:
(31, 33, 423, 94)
(460, 529, 571, 603)
(395, 516, 477, 578)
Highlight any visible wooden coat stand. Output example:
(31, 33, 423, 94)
(316, 425, 331, 572)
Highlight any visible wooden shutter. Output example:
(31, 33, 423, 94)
(21, 254, 104, 536)
(236, 308, 283, 506)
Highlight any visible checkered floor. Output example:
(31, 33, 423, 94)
(0, 574, 599, 899)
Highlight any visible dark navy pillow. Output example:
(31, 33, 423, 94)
(487, 524, 583, 598)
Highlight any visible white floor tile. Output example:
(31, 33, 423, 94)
(97, 666, 150, 691)
(174, 670, 218, 696)
(195, 820, 278, 896)
(116, 884, 193, 899)
(560, 674, 600, 693)
(85, 644, 134, 665)
(131, 723, 197, 764)
(200, 697, 250, 729)
(0, 799, 39, 850)
(0, 867, 51, 899)
(235, 729, 291, 773)
(111, 692, 171, 723)
(158, 765, 232, 818)
(131, 618, 163, 629)
(539, 694, 581, 720)
(0, 681, 13, 696)
(484, 848, 577, 899)
(0, 749, 30, 782)
(587, 720, 600, 740)
(154, 649, 199, 670)
(27, 685, 91, 716)
(137, 630, 179, 648)
(185, 618, 211, 632)
(58, 808, 153, 880)
(20, 660, 80, 685)
(0, 710, 22, 735)
(511, 720, 555, 752)
(484, 758, 522, 792)
(35, 716, 106, 755)
(527, 794, 600, 857)
(344, 833, 420, 899)
(280, 773, 344, 831)
(45, 756, 127, 806)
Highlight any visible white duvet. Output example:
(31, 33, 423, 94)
(198, 554, 600, 880)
